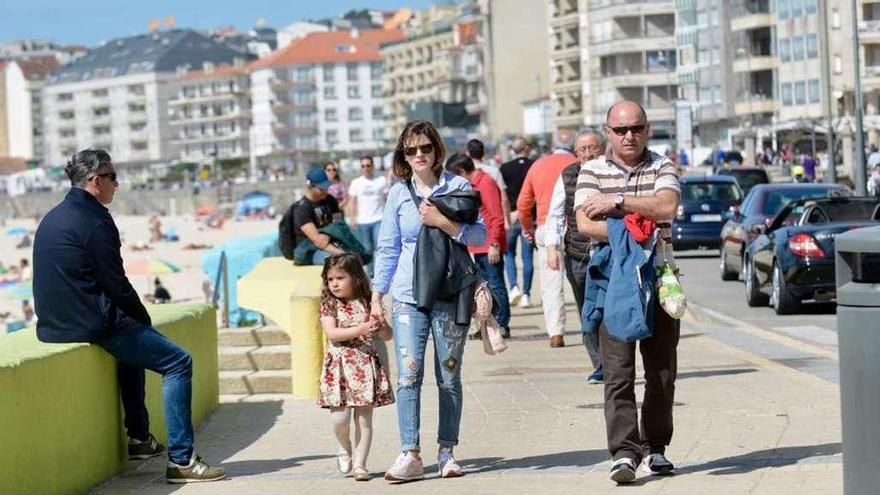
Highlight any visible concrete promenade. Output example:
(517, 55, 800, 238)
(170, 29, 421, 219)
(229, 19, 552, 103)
(94, 299, 843, 494)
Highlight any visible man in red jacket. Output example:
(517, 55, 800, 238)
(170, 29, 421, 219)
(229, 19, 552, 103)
(446, 153, 510, 337)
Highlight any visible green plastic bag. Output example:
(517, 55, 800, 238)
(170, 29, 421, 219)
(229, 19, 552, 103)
(656, 239, 686, 319)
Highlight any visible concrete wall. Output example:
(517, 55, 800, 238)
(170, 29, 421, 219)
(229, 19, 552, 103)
(0, 304, 219, 495)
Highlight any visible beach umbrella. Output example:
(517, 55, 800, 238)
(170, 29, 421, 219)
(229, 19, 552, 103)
(5, 227, 27, 236)
(124, 258, 181, 276)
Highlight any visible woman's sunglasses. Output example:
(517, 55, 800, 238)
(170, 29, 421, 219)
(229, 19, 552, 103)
(403, 143, 434, 157)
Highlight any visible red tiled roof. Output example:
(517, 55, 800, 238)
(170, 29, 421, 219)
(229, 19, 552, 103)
(14, 56, 59, 81)
(176, 64, 247, 81)
(249, 29, 404, 69)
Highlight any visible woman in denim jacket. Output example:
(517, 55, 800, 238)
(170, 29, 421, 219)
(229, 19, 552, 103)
(371, 121, 487, 481)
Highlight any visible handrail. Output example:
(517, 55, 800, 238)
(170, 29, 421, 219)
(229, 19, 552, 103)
(212, 250, 230, 327)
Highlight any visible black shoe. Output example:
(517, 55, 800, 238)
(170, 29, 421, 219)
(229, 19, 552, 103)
(128, 434, 165, 460)
(501, 327, 510, 339)
(609, 457, 636, 484)
(641, 453, 675, 476)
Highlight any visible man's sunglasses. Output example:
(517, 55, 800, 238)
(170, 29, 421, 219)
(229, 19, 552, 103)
(403, 143, 434, 157)
(93, 172, 117, 181)
(607, 124, 647, 136)
(361, 163, 374, 168)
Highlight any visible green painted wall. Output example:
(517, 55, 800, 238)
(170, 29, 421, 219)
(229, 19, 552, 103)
(0, 304, 218, 495)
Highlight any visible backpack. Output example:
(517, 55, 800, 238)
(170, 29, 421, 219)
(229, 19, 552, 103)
(278, 203, 297, 260)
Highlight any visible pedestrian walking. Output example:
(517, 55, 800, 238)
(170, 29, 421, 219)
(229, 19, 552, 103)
(500, 136, 535, 308)
(868, 163, 880, 197)
(318, 253, 394, 482)
(802, 152, 817, 182)
(574, 101, 682, 484)
(545, 130, 606, 382)
(348, 156, 388, 276)
(467, 139, 511, 227)
(445, 153, 511, 338)
(371, 121, 487, 482)
(32, 149, 225, 483)
(517, 129, 579, 348)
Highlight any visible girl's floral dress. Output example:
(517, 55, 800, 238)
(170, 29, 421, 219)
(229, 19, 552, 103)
(318, 298, 394, 408)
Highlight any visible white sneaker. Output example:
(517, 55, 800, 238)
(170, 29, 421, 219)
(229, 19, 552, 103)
(518, 294, 531, 308)
(508, 286, 523, 306)
(438, 448, 463, 478)
(384, 452, 424, 482)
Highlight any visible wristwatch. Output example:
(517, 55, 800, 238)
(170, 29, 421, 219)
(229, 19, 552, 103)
(614, 193, 625, 210)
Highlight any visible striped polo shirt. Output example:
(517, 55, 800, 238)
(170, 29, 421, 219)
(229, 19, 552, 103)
(573, 149, 680, 215)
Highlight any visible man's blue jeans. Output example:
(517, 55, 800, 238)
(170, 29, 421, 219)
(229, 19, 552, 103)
(390, 300, 468, 452)
(504, 220, 534, 296)
(356, 221, 382, 276)
(98, 316, 194, 465)
(474, 253, 511, 329)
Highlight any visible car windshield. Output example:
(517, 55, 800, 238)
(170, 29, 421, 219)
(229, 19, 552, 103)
(682, 182, 742, 203)
(762, 188, 846, 215)
(723, 170, 768, 188)
(803, 202, 879, 223)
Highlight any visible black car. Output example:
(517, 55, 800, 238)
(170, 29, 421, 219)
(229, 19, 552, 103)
(672, 176, 743, 250)
(744, 197, 880, 314)
(719, 183, 851, 281)
(715, 167, 770, 196)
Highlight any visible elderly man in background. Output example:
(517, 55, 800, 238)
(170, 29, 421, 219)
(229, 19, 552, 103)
(32, 149, 226, 484)
(517, 129, 578, 348)
(575, 102, 681, 484)
(544, 130, 607, 382)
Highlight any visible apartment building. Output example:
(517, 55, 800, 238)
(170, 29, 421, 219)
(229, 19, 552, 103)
(381, 3, 490, 143)
(42, 30, 244, 172)
(548, 0, 678, 141)
(0, 57, 59, 162)
(855, 0, 880, 145)
(166, 62, 251, 162)
(249, 29, 404, 172)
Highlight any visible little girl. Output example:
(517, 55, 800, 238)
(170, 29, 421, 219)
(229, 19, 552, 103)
(318, 253, 394, 481)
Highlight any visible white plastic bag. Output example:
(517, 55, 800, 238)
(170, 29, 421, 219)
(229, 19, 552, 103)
(656, 238, 687, 319)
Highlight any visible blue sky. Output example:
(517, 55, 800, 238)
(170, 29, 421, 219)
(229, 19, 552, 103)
(1, 1, 446, 47)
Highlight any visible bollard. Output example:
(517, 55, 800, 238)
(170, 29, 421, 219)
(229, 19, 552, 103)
(835, 226, 880, 495)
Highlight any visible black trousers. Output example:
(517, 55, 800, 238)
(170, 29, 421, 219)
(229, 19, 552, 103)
(563, 252, 600, 368)
(599, 299, 680, 462)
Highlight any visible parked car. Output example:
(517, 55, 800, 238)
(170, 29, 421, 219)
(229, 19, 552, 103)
(719, 183, 851, 281)
(743, 196, 880, 314)
(672, 176, 743, 250)
(715, 167, 770, 196)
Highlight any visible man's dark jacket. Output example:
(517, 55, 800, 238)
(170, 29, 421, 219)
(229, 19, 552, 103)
(560, 162, 591, 259)
(33, 187, 152, 343)
(407, 183, 482, 326)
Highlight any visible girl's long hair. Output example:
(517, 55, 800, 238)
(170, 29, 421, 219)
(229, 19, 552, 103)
(320, 253, 373, 314)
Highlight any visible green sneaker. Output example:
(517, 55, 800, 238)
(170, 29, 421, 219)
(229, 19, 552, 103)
(128, 434, 165, 460)
(166, 455, 226, 483)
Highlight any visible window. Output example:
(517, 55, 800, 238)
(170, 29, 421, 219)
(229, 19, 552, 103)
(92, 88, 108, 97)
(349, 107, 363, 121)
(325, 108, 337, 122)
(372, 106, 383, 119)
(792, 0, 803, 16)
(834, 55, 843, 74)
(294, 89, 313, 104)
(128, 84, 145, 95)
(324, 86, 336, 99)
(794, 81, 807, 104)
(791, 36, 805, 60)
(372, 127, 384, 141)
(778, 0, 790, 19)
(370, 62, 383, 80)
(59, 110, 74, 120)
(350, 128, 362, 143)
(806, 34, 818, 58)
(131, 141, 148, 151)
(93, 126, 111, 135)
(57, 93, 73, 102)
(130, 122, 146, 131)
(809, 79, 821, 103)
(348, 85, 360, 98)
(326, 129, 338, 144)
(128, 103, 145, 112)
(781, 82, 793, 105)
(93, 106, 110, 116)
(293, 66, 312, 82)
(60, 129, 75, 138)
(779, 38, 791, 62)
(347, 63, 359, 82)
(372, 84, 382, 97)
(805, 0, 817, 14)
(293, 111, 314, 127)
(323, 64, 335, 82)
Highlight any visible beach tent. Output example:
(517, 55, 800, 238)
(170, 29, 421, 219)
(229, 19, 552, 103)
(234, 191, 272, 218)
(201, 230, 281, 327)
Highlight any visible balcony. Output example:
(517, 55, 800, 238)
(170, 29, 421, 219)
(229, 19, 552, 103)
(549, 10, 580, 28)
(172, 131, 246, 145)
(734, 95, 777, 116)
(591, 34, 675, 57)
(588, 0, 675, 20)
(270, 79, 317, 92)
(272, 99, 317, 113)
(272, 122, 317, 136)
(730, 1, 772, 32)
(732, 55, 777, 73)
(551, 41, 581, 60)
(596, 69, 677, 89)
(169, 91, 238, 105)
(859, 20, 880, 44)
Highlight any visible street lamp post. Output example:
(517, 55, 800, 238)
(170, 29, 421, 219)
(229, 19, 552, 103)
(851, 0, 868, 195)
(818, 0, 837, 183)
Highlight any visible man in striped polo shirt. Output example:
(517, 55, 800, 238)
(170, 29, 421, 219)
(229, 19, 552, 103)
(573, 101, 681, 484)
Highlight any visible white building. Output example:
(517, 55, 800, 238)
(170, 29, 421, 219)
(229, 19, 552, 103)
(42, 30, 245, 172)
(1, 57, 58, 162)
(249, 29, 403, 172)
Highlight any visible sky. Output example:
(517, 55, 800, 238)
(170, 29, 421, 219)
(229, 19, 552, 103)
(1, 0, 446, 47)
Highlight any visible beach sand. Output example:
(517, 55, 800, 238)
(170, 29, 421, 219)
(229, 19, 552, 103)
(0, 213, 278, 324)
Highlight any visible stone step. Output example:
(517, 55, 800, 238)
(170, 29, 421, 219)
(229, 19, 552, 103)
(219, 370, 292, 395)
(218, 326, 289, 347)
(218, 345, 290, 371)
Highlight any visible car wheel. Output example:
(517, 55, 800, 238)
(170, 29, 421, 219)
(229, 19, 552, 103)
(745, 256, 769, 307)
(771, 261, 801, 315)
(720, 249, 738, 281)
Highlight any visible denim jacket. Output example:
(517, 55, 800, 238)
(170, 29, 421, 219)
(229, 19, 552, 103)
(581, 218, 656, 343)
